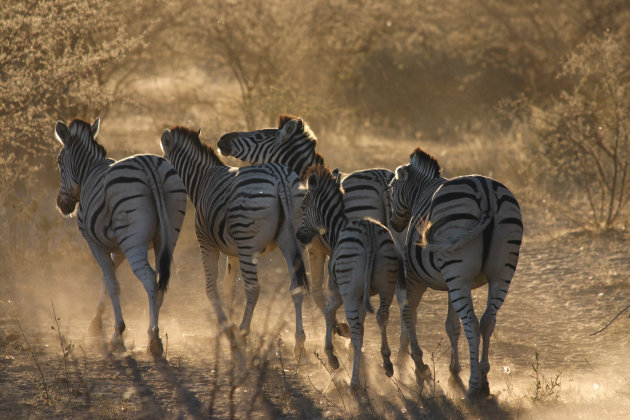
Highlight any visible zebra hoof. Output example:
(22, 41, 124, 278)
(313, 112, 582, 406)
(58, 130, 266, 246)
(88, 317, 102, 336)
(334, 322, 351, 338)
(109, 336, 126, 353)
(149, 336, 164, 358)
(466, 384, 490, 400)
(383, 359, 394, 377)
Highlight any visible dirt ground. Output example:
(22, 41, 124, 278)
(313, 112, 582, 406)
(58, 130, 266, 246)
(1, 192, 630, 419)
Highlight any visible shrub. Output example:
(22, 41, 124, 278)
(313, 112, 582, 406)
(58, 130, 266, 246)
(529, 33, 630, 230)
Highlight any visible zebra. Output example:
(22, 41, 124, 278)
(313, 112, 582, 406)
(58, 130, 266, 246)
(160, 126, 309, 356)
(54, 117, 187, 357)
(218, 115, 394, 337)
(296, 165, 401, 390)
(389, 147, 523, 399)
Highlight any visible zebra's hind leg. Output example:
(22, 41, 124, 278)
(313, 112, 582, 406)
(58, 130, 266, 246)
(89, 253, 124, 336)
(236, 255, 260, 336)
(377, 293, 394, 378)
(446, 297, 462, 375)
(223, 256, 239, 313)
(344, 295, 366, 390)
(324, 283, 343, 370)
(126, 248, 163, 357)
(448, 285, 483, 400)
(395, 284, 409, 362)
(88, 244, 126, 352)
(308, 239, 350, 338)
(399, 284, 430, 381)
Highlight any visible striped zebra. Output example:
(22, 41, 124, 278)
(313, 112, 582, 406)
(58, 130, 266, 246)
(296, 165, 401, 389)
(389, 148, 523, 399)
(54, 118, 187, 357)
(160, 126, 309, 355)
(218, 115, 394, 336)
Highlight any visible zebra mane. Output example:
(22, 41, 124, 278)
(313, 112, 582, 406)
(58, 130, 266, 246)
(277, 114, 325, 178)
(304, 164, 345, 196)
(68, 118, 107, 158)
(169, 126, 225, 167)
(409, 147, 441, 179)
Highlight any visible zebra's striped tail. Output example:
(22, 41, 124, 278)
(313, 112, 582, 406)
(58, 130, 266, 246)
(277, 176, 310, 293)
(145, 166, 173, 292)
(362, 227, 376, 314)
(420, 211, 493, 252)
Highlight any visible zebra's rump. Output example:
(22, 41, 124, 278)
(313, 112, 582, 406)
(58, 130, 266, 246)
(78, 155, 187, 251)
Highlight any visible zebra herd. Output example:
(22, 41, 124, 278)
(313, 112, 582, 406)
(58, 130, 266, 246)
(54, 115, 522, 400)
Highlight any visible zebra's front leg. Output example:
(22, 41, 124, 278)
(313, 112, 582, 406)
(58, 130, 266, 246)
(377, 293, 394, 378)
(88, 244, 126, 352)
(324, 283, 343, 370)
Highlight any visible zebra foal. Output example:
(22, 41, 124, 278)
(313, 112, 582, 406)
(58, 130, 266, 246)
(218, 115, 394, 337)
(160, 126, 309, 355)
(296, 165, 401, 390)
(54, 118, 187, 356)
(389, 148, 522, 399)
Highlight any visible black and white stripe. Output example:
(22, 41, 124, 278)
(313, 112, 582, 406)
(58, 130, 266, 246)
(296, 165, 401, 389)
(218, 115, 394, 335)
(160, 126, 309, 355)
(389, 148, 523, 399)
(55, 117, 187, 356)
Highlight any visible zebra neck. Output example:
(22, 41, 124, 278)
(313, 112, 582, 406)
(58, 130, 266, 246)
(174, 157, 211, 206)
(411, 177, 447, 217)
(296, 153, 325, 179)
(323, 213, 348, 249)
(78, 157, 112, 187)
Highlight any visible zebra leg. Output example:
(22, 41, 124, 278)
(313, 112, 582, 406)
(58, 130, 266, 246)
(88, 244, 126, 352)
(223, 256, 239, 312)
(478, 271, 515, 397)
(345, 296, 366, 390)
(237, 255, 259, 335)
(89, 253, 125, 336)
(400, 284, 430, 380)
(448, 285, 482, 399)
(446, 297, 462, 375)
(324, 283, 343, 370)
(126, 247, 163, 357)
(200, 246, 229, 327)
(395, 284, 409, 361)
(377, 293, 394, 378)
(308, 239, 350, 338)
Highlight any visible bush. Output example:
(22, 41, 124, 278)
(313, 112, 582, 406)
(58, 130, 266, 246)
(0, 0, 143, 269)
(529, 34, 630, 230)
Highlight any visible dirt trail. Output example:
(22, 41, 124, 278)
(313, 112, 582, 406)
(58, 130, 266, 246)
(1, 202, 630, 418)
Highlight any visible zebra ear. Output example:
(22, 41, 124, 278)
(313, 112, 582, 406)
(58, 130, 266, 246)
(55, 121, 70, 146)
(198, 128, 202, 136)
(307, 172, 319, 192)
(281, 118, 300, 140)
(161, 129, 173, 154)
(395, 165, 409, 181)
(332, 168, 342, 186)
(91, 117, 100, 139)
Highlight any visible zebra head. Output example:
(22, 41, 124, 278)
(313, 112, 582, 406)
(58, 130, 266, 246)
(296, 165, 345, 245)
(218, 115, 321, 177)
(389, 148, 442, 231)
(54, 117, 102, 216)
